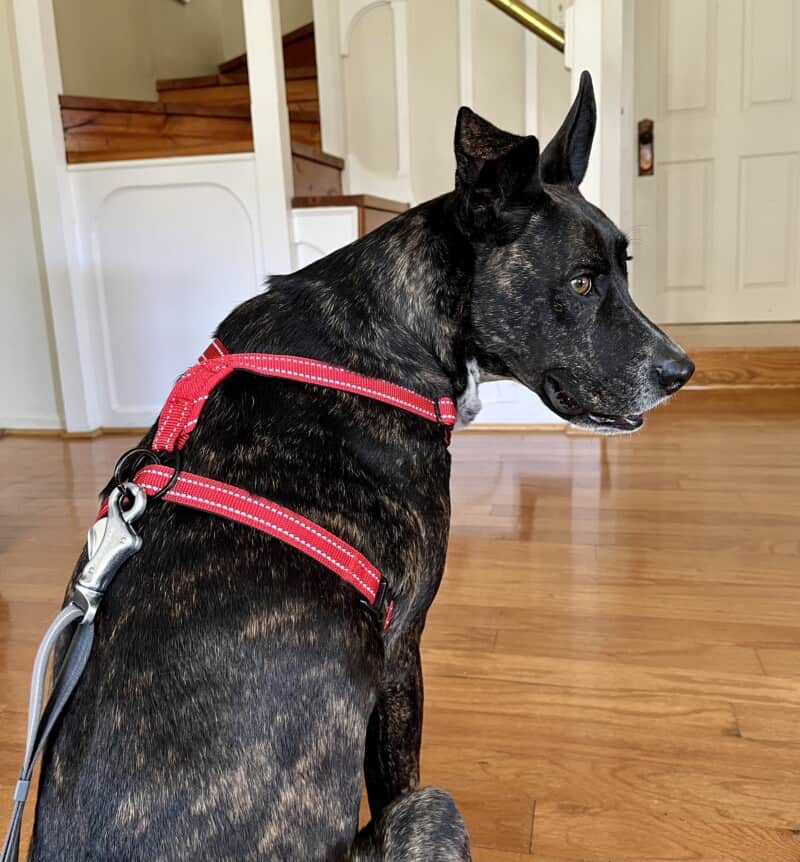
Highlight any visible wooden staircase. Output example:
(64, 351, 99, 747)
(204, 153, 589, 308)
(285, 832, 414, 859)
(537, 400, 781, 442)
(59, 23, 407, 236)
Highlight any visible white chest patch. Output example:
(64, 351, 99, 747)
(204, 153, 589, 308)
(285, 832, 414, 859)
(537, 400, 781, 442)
(455, 359, 482, 430)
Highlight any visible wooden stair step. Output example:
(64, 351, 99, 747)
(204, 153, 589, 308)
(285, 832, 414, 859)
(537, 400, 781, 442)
(285, 65, 318, 81)
(61, 94, 250, 119)
(218, 52, 247, 74)
(286, 77, 318, 101)
(66, 137, 254, 163)
(217, 22, 315, 76)
(159, 85, 250, 107)
(289, 122, 321, 148)
(60, 94, 341, 196)
(291, 142, 344, 196)
(288, 99, 320, 113)
(664, 323, 800, 389)
(288, 106, 319, 123)
(62, 94, 253, 163)
(293, 194, 409, 237)
(156, 71, 248, 92)
(282, 22, 315, 69)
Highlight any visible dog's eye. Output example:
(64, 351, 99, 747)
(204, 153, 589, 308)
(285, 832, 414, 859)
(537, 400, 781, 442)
(570, 275, 593, 296)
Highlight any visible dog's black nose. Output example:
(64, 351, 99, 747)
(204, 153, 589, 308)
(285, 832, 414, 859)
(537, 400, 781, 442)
(657, 356, 695, 394)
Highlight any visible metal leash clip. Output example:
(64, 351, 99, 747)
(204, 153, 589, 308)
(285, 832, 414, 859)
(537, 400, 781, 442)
(1, 482, 147, 862)
(72, 482, 147, 623)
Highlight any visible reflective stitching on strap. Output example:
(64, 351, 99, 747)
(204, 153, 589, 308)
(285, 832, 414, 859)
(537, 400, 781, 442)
(153, 343, 457, 454)
(135, 467, 382, 602)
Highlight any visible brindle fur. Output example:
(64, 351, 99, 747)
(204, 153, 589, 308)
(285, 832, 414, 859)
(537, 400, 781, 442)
(31, 73, 691, 860)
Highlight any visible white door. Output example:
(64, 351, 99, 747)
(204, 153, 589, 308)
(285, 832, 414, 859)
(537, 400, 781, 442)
(633, 0, 800, 323)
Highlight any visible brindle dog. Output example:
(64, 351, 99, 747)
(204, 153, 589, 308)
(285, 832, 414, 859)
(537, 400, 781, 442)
(31, 72, 692, 860)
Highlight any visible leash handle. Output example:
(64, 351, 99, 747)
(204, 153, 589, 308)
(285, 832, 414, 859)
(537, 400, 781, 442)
(0, 605, 90, 862)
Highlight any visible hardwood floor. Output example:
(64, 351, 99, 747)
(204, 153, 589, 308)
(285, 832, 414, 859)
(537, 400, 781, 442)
(1, 389, 799, 860)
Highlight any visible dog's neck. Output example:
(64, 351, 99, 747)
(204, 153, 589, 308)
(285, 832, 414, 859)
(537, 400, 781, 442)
(218, 193, 478, 406)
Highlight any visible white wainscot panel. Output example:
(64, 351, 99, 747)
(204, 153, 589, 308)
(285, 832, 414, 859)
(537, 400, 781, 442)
(291, 206, 360, 267)
(472, 380, 564, 427)
(70, 155, 265, 427)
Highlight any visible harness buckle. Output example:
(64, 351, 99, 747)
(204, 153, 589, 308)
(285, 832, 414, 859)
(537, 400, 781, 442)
(359, 577, 394, 632)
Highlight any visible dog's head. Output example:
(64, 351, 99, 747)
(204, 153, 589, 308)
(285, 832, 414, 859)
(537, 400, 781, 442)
(455, 72, 693, 433)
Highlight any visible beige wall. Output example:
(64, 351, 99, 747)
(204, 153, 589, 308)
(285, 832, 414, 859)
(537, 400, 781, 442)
(473, 0, 526, 136)
(53, 0, 313, 101)
(54, 0, 248, 100)
(1, 0, 62, 428)
(408, 0, 460, 202)
(535, 0, 570, 147)
(279, 0, 312, 34)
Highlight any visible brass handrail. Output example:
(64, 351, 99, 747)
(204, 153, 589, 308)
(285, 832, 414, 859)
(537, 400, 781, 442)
(484, 0, 565, 52)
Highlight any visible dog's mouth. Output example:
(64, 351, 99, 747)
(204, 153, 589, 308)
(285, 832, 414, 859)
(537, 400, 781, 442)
(542, 374, 643, 434)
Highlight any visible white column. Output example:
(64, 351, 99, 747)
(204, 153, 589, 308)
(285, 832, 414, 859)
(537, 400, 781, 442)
(13, 0, 101, 431)
(312, 0, 347, 158)
(242, 0, 295, 274)
(564, 0, 635, 230)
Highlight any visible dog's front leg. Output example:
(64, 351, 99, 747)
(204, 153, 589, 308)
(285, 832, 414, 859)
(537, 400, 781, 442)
(364, 630, 424, 819)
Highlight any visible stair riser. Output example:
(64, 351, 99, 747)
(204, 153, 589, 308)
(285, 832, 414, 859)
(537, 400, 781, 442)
(62, 109, 252, 140)
(290, 122, 321, 147)
(293, 155, 342, 197)
(283, 31, 315, 69)
(159, 85, 251, 106)
(62, 106, 338, 197)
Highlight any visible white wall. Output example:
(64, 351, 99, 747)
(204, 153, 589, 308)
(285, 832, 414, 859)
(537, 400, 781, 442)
(279, 0, 312, 33)
(53, 0, 313, 104)
(53, 0, 248, 101)
(408, 0, 460, 202)
(472, 0, 526, 135)
(0, 0, 62, 429)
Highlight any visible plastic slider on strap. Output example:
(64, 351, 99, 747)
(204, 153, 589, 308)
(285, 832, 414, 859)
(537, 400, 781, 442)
(434, 398, 455, 445)
(13, 781, 29, 804)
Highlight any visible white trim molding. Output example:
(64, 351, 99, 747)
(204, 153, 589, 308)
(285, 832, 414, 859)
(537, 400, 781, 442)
(242, 0, 295, 274)
(312, 0, 347, 158)
(12, 0, 101, 431)
(564, 0, 635, 228)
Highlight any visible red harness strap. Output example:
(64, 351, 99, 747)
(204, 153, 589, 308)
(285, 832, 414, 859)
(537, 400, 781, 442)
(107, 340, 457, 631)
(101, 465, 393, 628)
(154, 338, 457, 453)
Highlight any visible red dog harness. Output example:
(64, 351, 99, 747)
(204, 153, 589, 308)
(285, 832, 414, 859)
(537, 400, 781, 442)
(105, 339, 458, 630)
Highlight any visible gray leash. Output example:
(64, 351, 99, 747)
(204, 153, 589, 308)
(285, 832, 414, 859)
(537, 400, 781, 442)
(1, 484, 147, 862)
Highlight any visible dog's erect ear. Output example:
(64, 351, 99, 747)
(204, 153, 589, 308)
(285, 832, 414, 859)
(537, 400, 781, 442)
(454, 107, 542, 239)
(540, 70, 596, 187)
